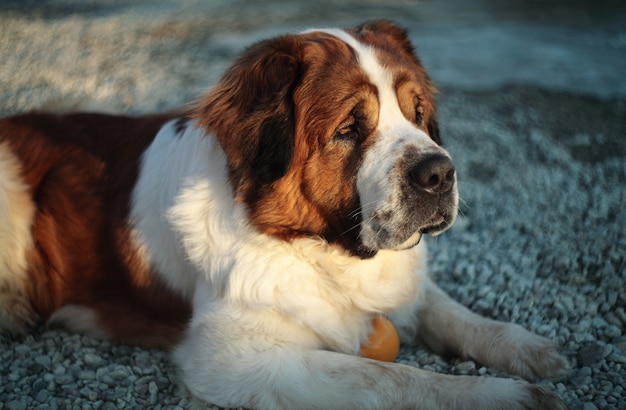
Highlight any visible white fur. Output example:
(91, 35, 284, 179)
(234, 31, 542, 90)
(0, 143, 35, 286)
(0, 143, 36, 333)
(130, 120, 219, 300)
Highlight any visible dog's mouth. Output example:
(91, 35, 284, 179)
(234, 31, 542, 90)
(355, 208, 455, 258)
(391, 210, 453, 251)
(418, 211, 452, 236)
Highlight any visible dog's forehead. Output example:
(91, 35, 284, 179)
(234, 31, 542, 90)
(303, 28, 389, 80)
(300, 28, 428, 100)
(304, 28, 415, 130)
(303, 28, 364, 51)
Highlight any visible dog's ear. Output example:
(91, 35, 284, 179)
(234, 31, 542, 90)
(193, 35, 303, 194)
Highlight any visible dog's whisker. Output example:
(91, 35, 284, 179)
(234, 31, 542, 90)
(339, 214, 375, 238)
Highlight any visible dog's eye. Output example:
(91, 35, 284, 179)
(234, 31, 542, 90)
(334, 116, 360, 141)
(415, 102, 424, 127)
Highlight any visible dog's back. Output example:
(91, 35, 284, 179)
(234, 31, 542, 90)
(0, 112, 190, 347)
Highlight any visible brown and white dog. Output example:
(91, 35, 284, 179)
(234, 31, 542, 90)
(0, 21, 568, 409)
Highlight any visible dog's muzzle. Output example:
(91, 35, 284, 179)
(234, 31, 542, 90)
(357, 149, 459, 254)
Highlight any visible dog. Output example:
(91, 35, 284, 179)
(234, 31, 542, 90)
(0, 21, 568, 409)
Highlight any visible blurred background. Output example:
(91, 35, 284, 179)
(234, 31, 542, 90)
(1, 0, 625, 113)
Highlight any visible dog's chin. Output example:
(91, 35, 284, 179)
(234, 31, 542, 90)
(355, 231, 422, 258)
(357, 211, 455, 257)
(390, 231, 423, 251)
(419, 211, 455, 237)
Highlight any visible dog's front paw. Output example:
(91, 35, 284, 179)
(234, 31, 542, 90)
(515, 382, 567, 410)
(476, 323, 570, 380)
(448, 374, 565, 410)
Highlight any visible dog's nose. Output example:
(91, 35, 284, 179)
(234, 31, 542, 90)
(408, 154, 455, 194)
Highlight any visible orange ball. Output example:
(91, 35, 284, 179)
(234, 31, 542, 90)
(359, 316, 400, 362)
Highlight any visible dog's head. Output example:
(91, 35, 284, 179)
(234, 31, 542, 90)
(194, 20, 458, 258)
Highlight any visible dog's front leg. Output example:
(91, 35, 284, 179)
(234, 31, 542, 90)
(391, 276, 570, 381)
(175, 306, 564, 410)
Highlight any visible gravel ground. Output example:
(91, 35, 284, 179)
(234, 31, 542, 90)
(1, 1, 625, 409)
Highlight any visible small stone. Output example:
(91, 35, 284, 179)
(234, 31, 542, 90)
(574, 332, 595, 343)
(586, 303, 599, 315)
(614, 307, 626, 325)
(54, 373, 74, 385)
(109, 369, 128, 381)
(607, 352, 626, 364)
(583, 403, 598, 410)
(537, 324, 553, 335)
(32, 379, 46, 392)
(605, 312, 623, 327)
(6, 399, 27, 410)
(572, 375, 592, 386)
(136, 375, 153, 386)
(595, 398, 608, 408)
(571, 366, 593, 385)
(84, 353, 103, 367)
(34, 355, 52, 371)
(592, 317, 608, 328)
(454, 360, 476, 374)
(80, 387, 98, 401)
(604, 325, 622, 339)
(615, 338, 626, 352)
(561, 296, 574, 311)
(578, 341, 605, 366)
(78, 370, 96, 380)
(34, 388, 49, 402)
(14, 345, 31, 358)
(148, 381, 158, 395)
(101, 402, 117, 410)
(96, 368, 115, 385)
(51, 352, 64, 366)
